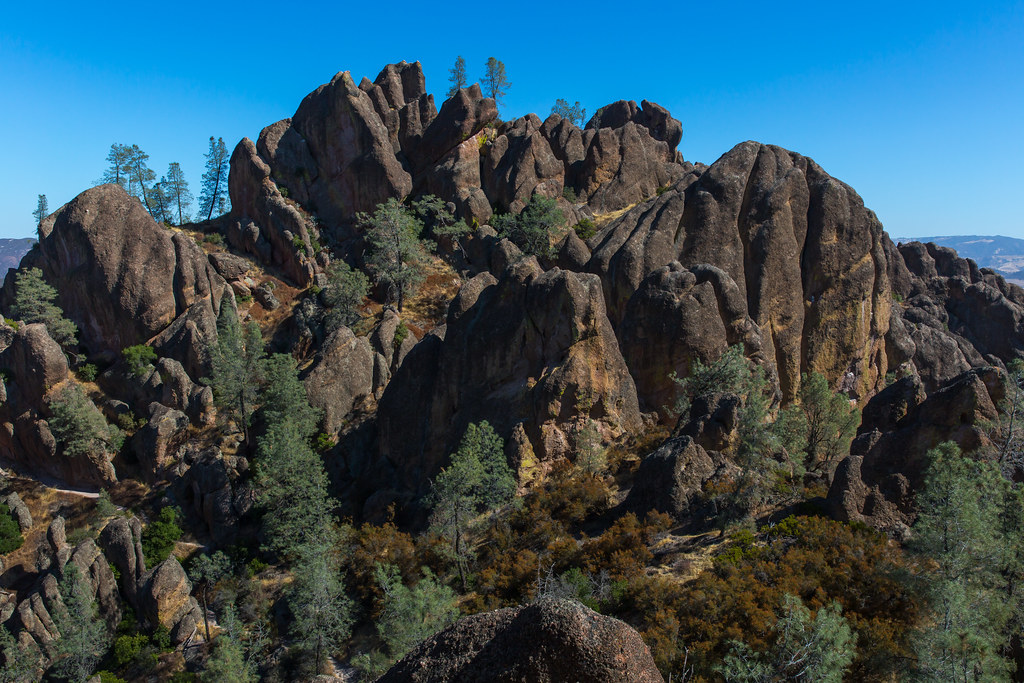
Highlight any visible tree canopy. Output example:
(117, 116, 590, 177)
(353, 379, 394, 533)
(482, 57, 511, 109)
(446, 56, 467, 98)
(359, 198, 432, 312)
(12, 267, 78, 347)
(551, 99, 587, 126)
(199, 136, 230, 220)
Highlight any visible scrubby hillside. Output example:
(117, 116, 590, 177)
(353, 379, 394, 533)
(1, 61, 1023, 682)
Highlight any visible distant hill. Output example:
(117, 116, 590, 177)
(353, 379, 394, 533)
(0, 237, 35, 272)
(894, 234, 1024, 284)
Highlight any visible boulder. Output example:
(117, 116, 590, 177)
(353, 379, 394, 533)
(302, 327, 376, 434)
(2, 491, 32, 532)
(140, 557, 202, 644)
(3, 185, 228, 362)
(131, 404, 190, 481)
(827, 367, 1004, 531)
(625, 435, 724, 524)
(227, 137, 318, 286)
(379, 598, 664, 683)
(0, 323, 68, 407)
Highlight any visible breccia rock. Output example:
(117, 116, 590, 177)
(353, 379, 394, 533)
(379, 598, 664, 683)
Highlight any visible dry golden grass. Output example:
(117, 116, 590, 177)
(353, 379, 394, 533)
(592, 201, 640, 228)
(401, 257, 463, 332)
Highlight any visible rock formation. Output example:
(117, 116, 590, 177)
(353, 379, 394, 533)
(379, 598, 664, 683)
(3, 184, 228, 368)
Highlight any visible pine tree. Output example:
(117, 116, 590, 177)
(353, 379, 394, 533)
(322, 261, 369, 333)
(288, 541, 353, 676)
(429, 421, 514, 588)
(47, 384, 115, 459)
(492, 193, 565, 258)
(446, 56, 467, 98)
(125, 144, 157, 216)
(481, 57, 511, 109)
(199, 136, 230, 221)
(203, 604, 257, 683)
(50, 562, 108, 682)
(0, 625, 36, 683)
(100, 143, 132, 189)
(353, 563, 458, 677)
(147, 179, 171, 224)
(206, 295, 263, 442)
(32, 195, 49, 226)
(11, 267, 77, 347)
(259, 354, 321, 439)
(359, 198, 431, 312)
(163, 162, 193, 225)
(188, 550, 231, 641)
(551, 99, 586, 126)
(909, 442, 1014, 682)
(718, 594, 856, 683)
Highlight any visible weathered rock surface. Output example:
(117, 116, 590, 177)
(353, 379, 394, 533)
(379, 598, 664, 683)
(227, 137, 319, 285)
(0, 324, 115, 487)
(828, 367, 1004, 532)
(3, 185, 228, 365)
(620, 262, 764, 413)
(626, 435, 727, 524)
(302, 327, 377, 434)
(374, 261, 641, 506)
(588, 142, 892, 402)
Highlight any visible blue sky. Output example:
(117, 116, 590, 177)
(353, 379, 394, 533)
(2, 1, 1022, 240)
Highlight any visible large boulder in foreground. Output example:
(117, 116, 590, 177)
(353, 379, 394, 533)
(379, 598, 664, 683)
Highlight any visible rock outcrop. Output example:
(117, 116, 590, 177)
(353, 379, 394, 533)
(4, 184, 228, 369)
(379, 598, 664, 683)
(828, 367, 1004, 533)
(228, 62, 688, 276)
(373, 259, 641, 509)
(588, 142, 892, 403)
(0, 324, 115, 487)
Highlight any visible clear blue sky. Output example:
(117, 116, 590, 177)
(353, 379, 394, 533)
(2, 1, 1022, 240)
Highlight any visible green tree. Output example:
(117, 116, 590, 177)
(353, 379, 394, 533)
(199, 136, 230, 221)
(11, 267, 78, 347)
(481, 57, 511, 109)
(909, 442, 1015, 682)
(100, 143, 132, 189)
(50, 562, 108, 682)
(33, 194, 49, 226)
(121, 344, 157, 378)
(188, 550, 231, 641)
(140, 507, 183, 567)
(0, 624, 36, 683)
(359, 198, 432, 312)
(259, 354, 321, 439)
(0, 503, 24, 554)
(206, 296, 263, 442)
(147, 179, 171, 224)
(48, 384, 116, 459)
(429, 421, 514, 588)
(775, 372, 859, 481)
(203, 604, 256, 683)
(125, 144, 157, 217)
(413, 194, 471, 258)
(322, 261, 369, 333)
(446, 56, 467, 98)
(163, 162, 193, 225)
(288, 543, 353, 676)
(354, 563, 458, 677)
(492, 193, 565, 258)
(718, 594, 856, 683)
(551, 99, 586, 126)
